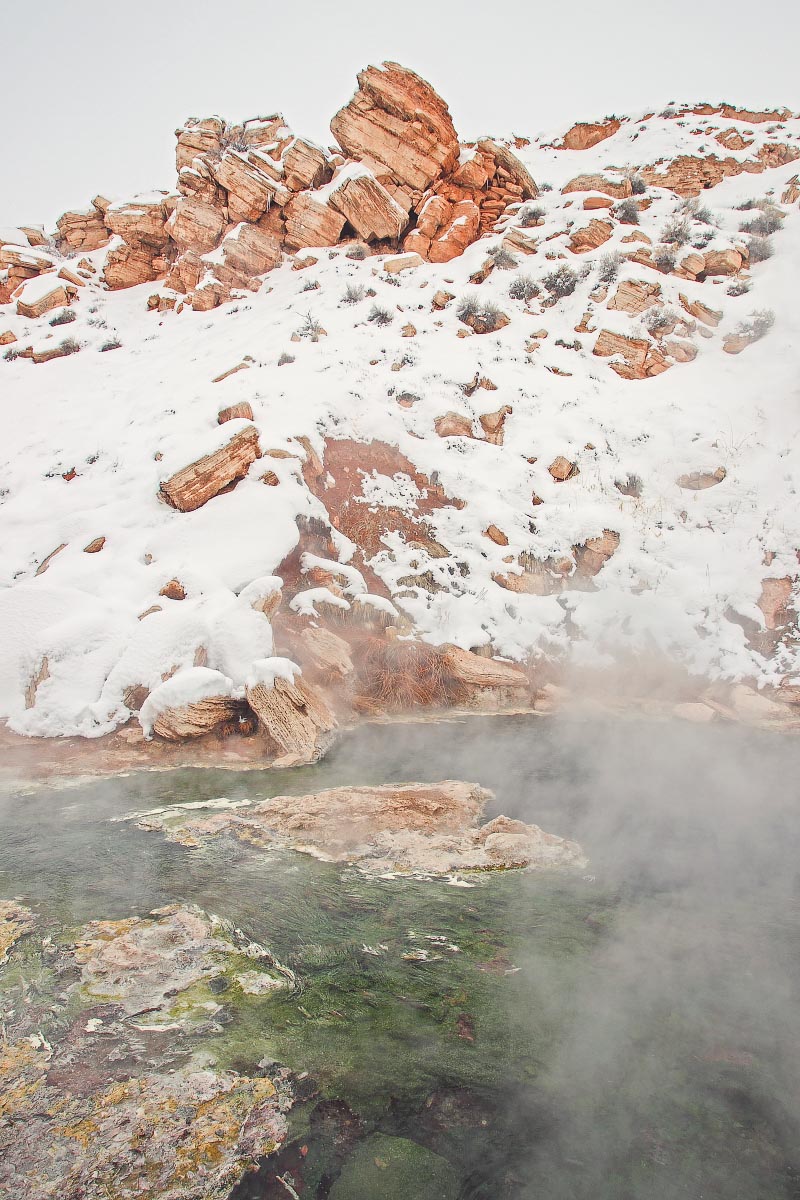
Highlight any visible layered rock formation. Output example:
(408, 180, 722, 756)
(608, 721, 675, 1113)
(135, 780, 587, 875)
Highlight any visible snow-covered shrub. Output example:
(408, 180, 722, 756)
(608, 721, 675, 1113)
(87, 316, 107, 329)
(488, 245, 518, 269)
(739, 208, 782, 236)
(629, 174, 647, 195)
(277, 351, 295, 366)
(661, 216, 691, 245)
(726, 279, 751, 297)
(737, 309, 775, 341)
(747, 236, 773, 263)
(652, 244, 677, 272)
(368, 303, 393, 326)
(302, 278, 320, 292)
(3, 346, 20, 361)
(542, 264, 578, 298)
(345, 243, 367, 260)
(614, 199, 639, 224)
(682, 197, 714, 224)
(100, 336, 122, 352)
(643, 306, 678, 337)
(597, 251, 622, 284)
(342, 283, 365, 305)
(298, 312, 325, 340)
(49, 309, 76, 327)
(518, 203, 545, 227)
(59, 337, 81, 355)
(691, 229, 715, 249)
(508, 274, 539, 303)
(456, 294, 507, 332)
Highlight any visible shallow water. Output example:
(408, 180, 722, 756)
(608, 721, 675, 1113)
(3, 714, 800, 1198)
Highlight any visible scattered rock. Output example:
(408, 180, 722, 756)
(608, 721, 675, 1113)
(159, 424, 262, 512)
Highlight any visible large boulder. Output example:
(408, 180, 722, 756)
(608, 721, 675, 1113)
(103, 242, 169, 289)
(328, 165, 409, 241)
(105, 196, 171, 249)
(214, 223, 282, 284)
(175, 116, 225, 171)
(282, 137, 332, 192)
(55, 203, 110, 252)
(330, 62, 460, 198)
(246, 669, 336, 765)
(166, 196, 226, 253)
(283, 192, 347, 251)
(212, 149, 290, 222)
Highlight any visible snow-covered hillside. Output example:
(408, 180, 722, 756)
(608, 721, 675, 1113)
(2, 66, 800, 741)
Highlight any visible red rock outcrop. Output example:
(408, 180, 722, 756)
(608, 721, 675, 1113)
(593, 329, 670, 379)
(55, 203, 110, 252)
(283, 193, 346, 250)
(245, 675, 336, 765)
(328, 168, 409, 242)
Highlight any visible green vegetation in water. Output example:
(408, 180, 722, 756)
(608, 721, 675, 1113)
(329, 1134, 459, 1200)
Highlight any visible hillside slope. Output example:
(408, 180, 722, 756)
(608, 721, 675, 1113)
(2, 66, 799, 744)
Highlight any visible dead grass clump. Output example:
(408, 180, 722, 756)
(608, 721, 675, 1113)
(357, 639, 467, 711)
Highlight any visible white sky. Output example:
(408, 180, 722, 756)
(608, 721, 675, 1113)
(2, 0, 800, 230)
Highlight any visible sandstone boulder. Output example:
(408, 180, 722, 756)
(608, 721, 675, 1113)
(560, 118, 621, 151)
(330, 62, 459, 196)
(563, 174, 632, 199)
(328, 167, 409, 242)
(435, 412, 474, 438)
(16, 280, 73, 319)
(150, 694, 245, 740)
(214, 224, 282, 285)
(608, 279, 661, 314)
(159, 424, 262, 512)
(569, 219, 613, 253)
(283, 192, 347, 250)
(166, 197, 226, 253)
(105, 197, 171, 249)
(282, 137, 332, 192)
(212, 150, 291, 222)
(175, 116, 225, 171)
(55, 205, 110, 252)
(103, 242, 169, 289)
(677, 467, 726, 490)
(592, 329, 670, 379)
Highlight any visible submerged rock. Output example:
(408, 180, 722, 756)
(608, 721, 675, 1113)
(330, 1133, 459, 1200)
(0, 899, 35, 964)
(0, 904, 295, 1199)
(134, 781, 587, 876)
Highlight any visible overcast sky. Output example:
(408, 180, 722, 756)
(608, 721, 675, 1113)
(3, 0, 800, 230)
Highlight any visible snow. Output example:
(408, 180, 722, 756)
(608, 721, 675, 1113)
(2, 104, 800, 736)
(15, 272, 66, 303)
(245, 656, 300, 689)
(0, 226, 30, 247)
(139, 667, 233, 737)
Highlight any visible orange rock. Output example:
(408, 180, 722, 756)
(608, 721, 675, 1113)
(569, 219, 613, 253)
(549, 456, 579, 482)
(159, 425, 262, 512)
(283, 193, 347, 251)
(676, 467, 726, 490)
(328, 169, 409, 242)
(703, 249, 743, 276)
(282, 138, 332, 192)
(484, 525, 509, 546)
(583, 196, 614, 209)
(55, 204, 110, 252)
(435, 412, 474, 438)
(330, 62, 460, 195)
(104, 243, 168, 290)
(105, 197, 170, 249)
(560, 119, 621, 151)
(218, 401, 255, 423)
(664, 339, 698, 363)
(83, 537, 105, 553)
(175, 116, 225, 172)
(562, 174, 632, 200)
(679, 293, 721, 327)
(159, 579, 186, 600)
(212, 150, 290, 222)
(16, 282, 72, 319)
(479, 405, 512, 446)
(608, 279, 661, 315)
(757, 577, 793, 629)
(166, 197, 226, 253)
(593, 329, 670, 379)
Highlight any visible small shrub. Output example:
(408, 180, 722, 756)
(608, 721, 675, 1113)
(614, 199, 639, 224)
(4, 346, 21, 361)
(542, 264, 578, 298)
(456, 294, 506, 333)
(740, 208, 782, 236)
(87, 316, 107, 328)
(538, 182, 553, 193)
(488, 245, 518, 269)
(342, 283, 365, 305)
(643, 306, 678, 337)
(661, 216, 691, 245)
(682, 197, 714, 224)
(597, 251, 622, 284)
(508, 274, 539, 303)
(747, 236, 773, 263)
(518, 203, 545, 227)
(368, 303, 393, 326)
(691, 229, 715, 249)
(629, 174, 647, 195)
(298, 312, 325, 340)
(652, 244, 677, 273)
(277, 352, 295, 366)
(726, 279, 750, 297)
(302, 278, 320, 292)
(99, 336, 122, 352)
(738, 309, 775, 341)
(49, 308, 76, 327)
(345, 243, 367, 260)
(384, 273, 401, 287)
(59, 336, 81, 355)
